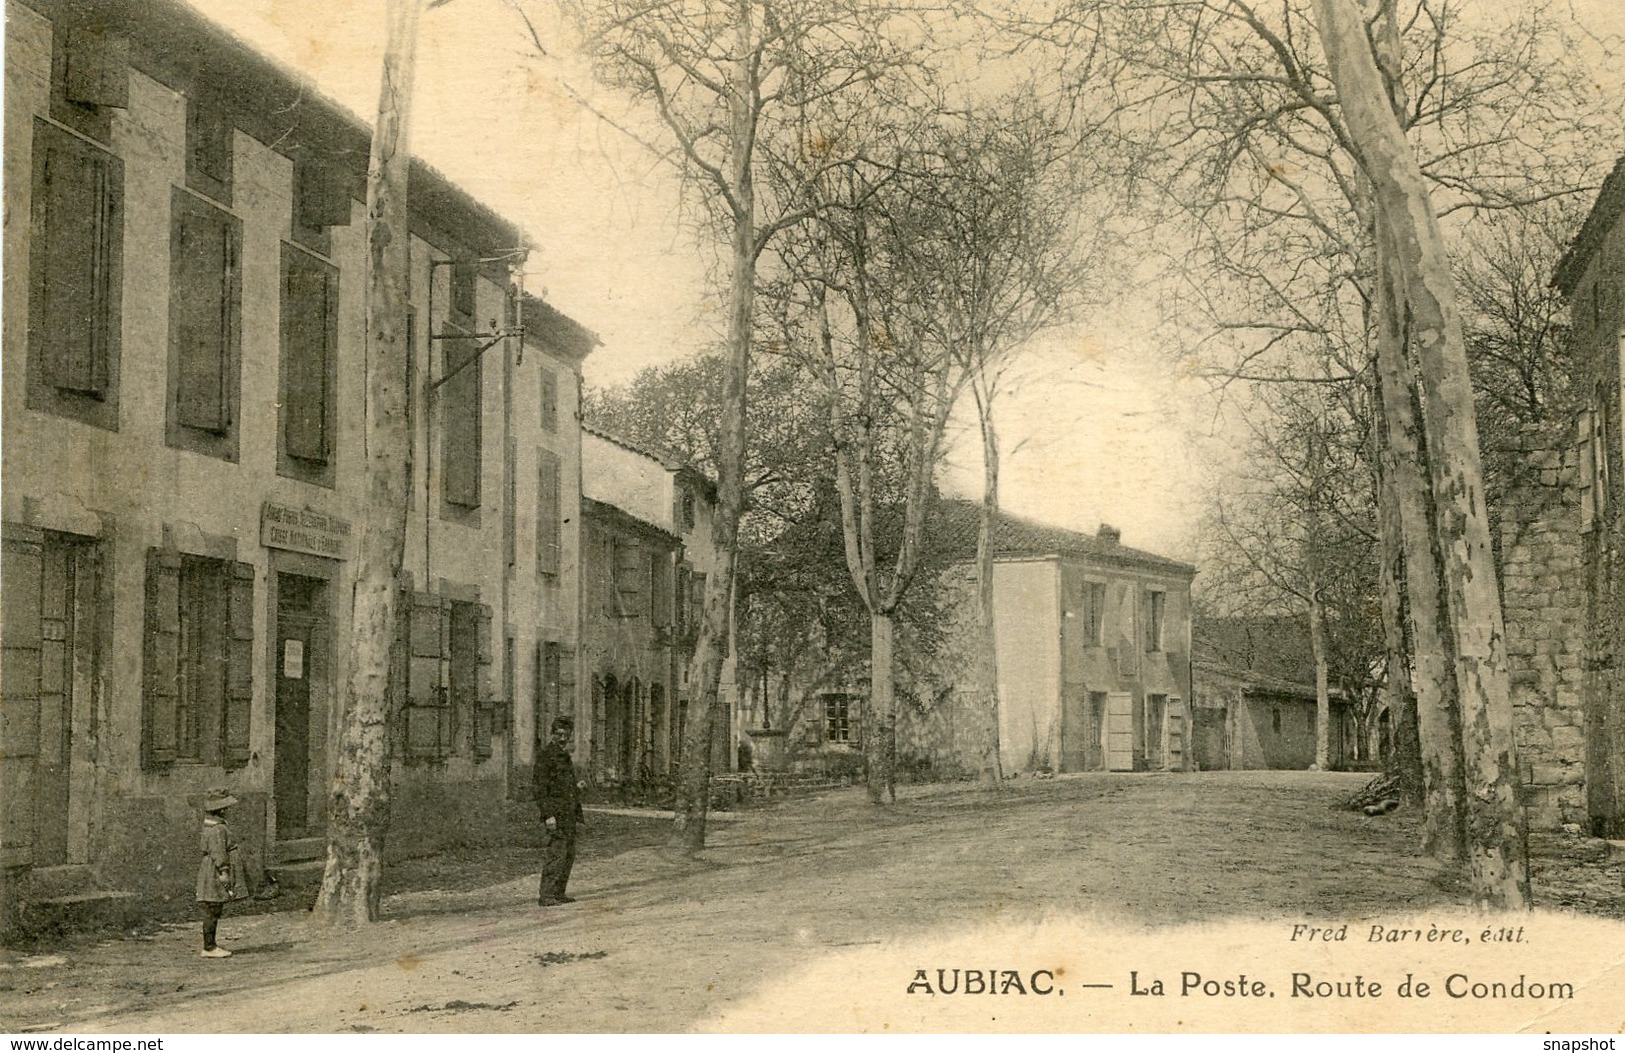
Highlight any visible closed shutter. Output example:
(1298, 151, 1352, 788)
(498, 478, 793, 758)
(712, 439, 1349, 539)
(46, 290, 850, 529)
(442, 332, 481, 508)
(536, 450, 561, 575)
(404, 592, 450, 758)
(613, 538, 643, 615)
(472, 604, 495, 759)
(1105, 692, 1135, 772)
(172, 194, 238, 432)
(671, 484, 684, 531)
(222, 561, 255, 768)
(540, 370, 558, 433)
(143, 549, 183, 767)
(295, 158, 352, 228)
(282, 248, 336, 462)
(65, 26, 129, 108)
(34, 128, 119, 396)
(1, 527, 45, 867)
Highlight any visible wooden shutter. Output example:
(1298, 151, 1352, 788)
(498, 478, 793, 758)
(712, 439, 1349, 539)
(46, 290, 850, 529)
(282, 248, 336, 462)
(222, 562, 255, 768)
(613, 538, 643, 615)
(64, 26, 129, 107)
(0, 528, 44, 866)
(1105, 691, 1134, 772)
(536, 449, 561, 574)
(295, 158, 352, 228)
(651, 553, 673, 627)
(1580, 410, 1596, 533)
(172, 194, 239, 432)
(442, 333, 482, 508)
(472, 605, 495, 758)
(143, 549, 183, 767)
(185, 94, 233, 204)
(33, 127, 119, 396)
(404, 592, 450, 758)
(540, 370, 557, 433)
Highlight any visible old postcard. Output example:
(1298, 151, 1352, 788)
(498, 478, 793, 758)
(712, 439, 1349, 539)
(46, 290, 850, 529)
(2, 0, 1622, 1036)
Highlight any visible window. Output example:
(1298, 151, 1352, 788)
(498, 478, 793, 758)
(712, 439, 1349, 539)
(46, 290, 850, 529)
(611, 537, 644, 617)
(537, 449, 561, 575)
(441, 329, 482, 511)
(1272, 707, 1282, 735)
(185, 93, 232, 205)
(279, 244, 338, 483)
(1145, 590, 1166, 652)
(399, 593, 491, 760)
(291, 157, 349, 254)
(51, 23, 127, 143)
(27, 119, 123, 431)
(451, 262, 476, 321)
(824, 694, 852, 743)
(405, 309, 418, 506)
(143, 551, 254, 769)
(689, 572, 708, 632)
(650, 551, 673, 627)
(168, 189, 241, 459)
(682, 490, 696, 530)
(675, 564, 692, 634)
(540, 369, 558, 433)
(1081, 581, 1106, 646)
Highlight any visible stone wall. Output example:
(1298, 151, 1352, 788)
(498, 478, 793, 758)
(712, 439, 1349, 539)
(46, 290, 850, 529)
(1500, 438, 1588, 830)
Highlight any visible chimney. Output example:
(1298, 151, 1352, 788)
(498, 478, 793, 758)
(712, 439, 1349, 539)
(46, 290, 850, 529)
(1098, 523, 1121, 544)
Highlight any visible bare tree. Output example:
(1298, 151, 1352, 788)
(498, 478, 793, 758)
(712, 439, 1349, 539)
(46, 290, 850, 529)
(535, 0, 913, 847)
(314, 0, 440, 925)
(1313, 0, 1527, 906)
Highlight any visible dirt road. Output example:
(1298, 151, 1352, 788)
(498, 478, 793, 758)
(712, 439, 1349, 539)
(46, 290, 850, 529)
(2, 771, 1610, 1033)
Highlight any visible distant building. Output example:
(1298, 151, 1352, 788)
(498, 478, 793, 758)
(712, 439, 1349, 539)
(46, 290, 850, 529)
(1, 0, 592, 929)
(579, 428, 734, 794)
(1190, 618, 1357, 771)
(916, 501, 1197, 775)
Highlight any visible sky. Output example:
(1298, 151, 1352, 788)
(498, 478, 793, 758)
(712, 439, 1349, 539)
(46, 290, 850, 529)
(185, 0, 1625, 563)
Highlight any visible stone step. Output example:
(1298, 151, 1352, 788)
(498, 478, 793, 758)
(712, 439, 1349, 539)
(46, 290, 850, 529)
(269, 837, 325, 865)
(21, 890, 139, 938)
(264, 858, 325, 890)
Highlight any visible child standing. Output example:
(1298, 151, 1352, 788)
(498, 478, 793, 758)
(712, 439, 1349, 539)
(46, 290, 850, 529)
(196, 789, 238, 959)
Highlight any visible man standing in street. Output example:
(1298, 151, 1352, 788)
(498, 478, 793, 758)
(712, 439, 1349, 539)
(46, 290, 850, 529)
(534, 715, 583, 906)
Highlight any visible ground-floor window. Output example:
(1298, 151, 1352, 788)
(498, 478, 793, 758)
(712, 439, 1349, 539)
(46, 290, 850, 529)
(144, 550, 254, 769)
(824, 693, 852, 744)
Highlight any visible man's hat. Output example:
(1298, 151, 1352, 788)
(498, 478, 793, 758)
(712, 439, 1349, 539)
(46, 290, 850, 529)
(202, 789, 239, 812)
(550, 715, 575, 732)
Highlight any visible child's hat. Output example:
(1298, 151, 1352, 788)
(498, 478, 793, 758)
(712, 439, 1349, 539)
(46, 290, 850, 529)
(203, 788, 239, 812)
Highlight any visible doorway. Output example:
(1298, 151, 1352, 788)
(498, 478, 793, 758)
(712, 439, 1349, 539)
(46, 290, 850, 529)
(274, 573, 326, 839)
(35, 534, 95, 866)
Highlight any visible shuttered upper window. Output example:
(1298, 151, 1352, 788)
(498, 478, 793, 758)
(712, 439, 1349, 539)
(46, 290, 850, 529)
(537, 449, 562, 576)
(441, 328, 482, 513)
(279, 244, 339, 485)
(27, 119, 123, 430)
(167, 189, 241, 460)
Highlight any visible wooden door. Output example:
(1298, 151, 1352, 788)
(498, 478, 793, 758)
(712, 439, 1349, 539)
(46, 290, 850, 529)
(275, 575, 322, 837)
(34, 536, 88, 866)
(1105, 692, 1135, 771)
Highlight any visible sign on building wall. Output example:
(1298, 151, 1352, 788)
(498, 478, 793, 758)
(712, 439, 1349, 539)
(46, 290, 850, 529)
(261, 501, 351, 559)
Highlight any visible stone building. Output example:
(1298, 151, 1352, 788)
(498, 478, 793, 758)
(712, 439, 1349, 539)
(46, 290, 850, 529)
(1190, 618, 1358, 771)
(911, 501, 1196, 775)
(1551, 154, 1625, 837)
(1, 0, 592, 929)
(578, 428, 734, 795)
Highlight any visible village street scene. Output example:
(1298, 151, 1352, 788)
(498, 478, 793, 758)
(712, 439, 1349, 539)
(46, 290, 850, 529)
(2, 0, 1624, 1035)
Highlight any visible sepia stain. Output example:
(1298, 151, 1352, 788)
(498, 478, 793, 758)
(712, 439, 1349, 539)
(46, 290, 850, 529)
(396, 953, 421, 971)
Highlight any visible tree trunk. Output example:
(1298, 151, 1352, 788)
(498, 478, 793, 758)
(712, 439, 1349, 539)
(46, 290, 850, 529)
(1315, 0, 1527, 906)
(1308, 580, 1331, 770)
(1374, 238, 1467, 859)
(671, 6, 755, 852)
(867, 610, 897, 803)
(1306, 434, 1330, 771)
(1370, 381, 1424, 805)
(313, 0, 422, 925)
(972, 376, 1004, 786)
